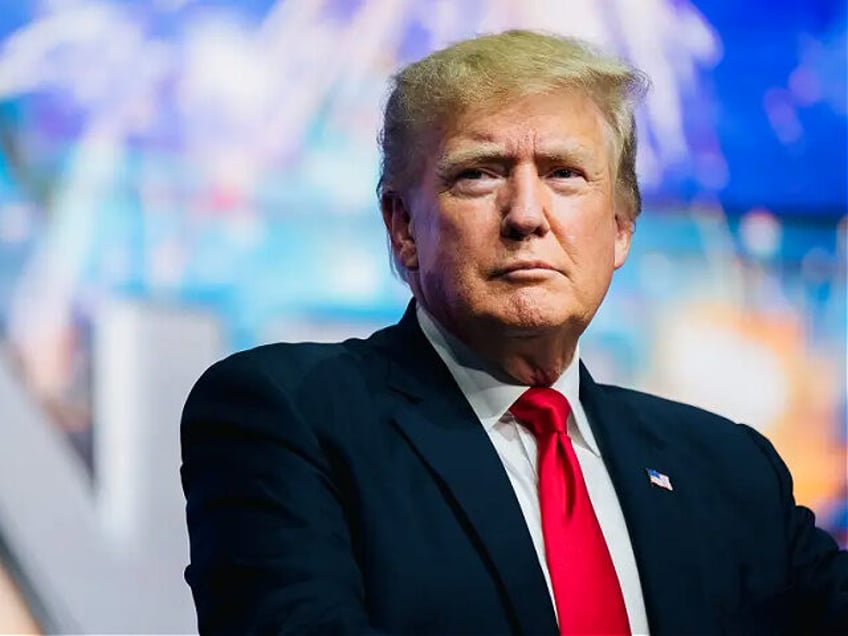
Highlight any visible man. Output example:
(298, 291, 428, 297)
(181, 30, 848, 635)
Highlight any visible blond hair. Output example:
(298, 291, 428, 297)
(378, 29, 649, 222)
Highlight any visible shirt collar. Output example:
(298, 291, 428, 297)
(416, 303, 601, 456)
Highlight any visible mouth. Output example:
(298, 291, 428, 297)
(493, 261, 561, 277)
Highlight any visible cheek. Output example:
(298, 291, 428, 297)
(415, 216, 473, 281)
(432, 206, 492, 256)
(559, 212, 609, 252)
(559, 209, 619, 271)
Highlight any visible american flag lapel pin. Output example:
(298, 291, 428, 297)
(645, 468, 673, 491)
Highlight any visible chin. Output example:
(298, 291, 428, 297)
(483, 290, 576, 332)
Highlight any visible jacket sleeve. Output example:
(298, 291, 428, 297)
(742, 424, 848, 633)
(180, 352, 383, 635)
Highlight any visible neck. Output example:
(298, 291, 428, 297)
(464, 327, 578, 386)
(421, 305, 579, 386)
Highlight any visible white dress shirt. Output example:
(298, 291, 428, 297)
(416, 305, 650, 634)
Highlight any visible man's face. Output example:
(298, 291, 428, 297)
(386, 88, 632, 344)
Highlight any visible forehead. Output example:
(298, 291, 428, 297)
(435, 89, 613, 164)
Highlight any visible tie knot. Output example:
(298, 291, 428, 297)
(510, 387, 571, 437)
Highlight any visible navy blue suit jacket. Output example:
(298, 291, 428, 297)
(181, 302, 848, 634)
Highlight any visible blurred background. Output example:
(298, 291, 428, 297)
(0, 0, 844, 632)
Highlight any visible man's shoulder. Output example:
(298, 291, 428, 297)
(592, 379, 765, 451)
(598, 381, 734, 424)
(181, 324, 406, 444)
(225, 337, 363, 372)
(591, 379, 790, 500)
(190, 322, 403, 402)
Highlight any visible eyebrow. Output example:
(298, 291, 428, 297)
(435, 142, 598, 175)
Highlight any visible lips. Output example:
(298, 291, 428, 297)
(494, 261, 561, 276)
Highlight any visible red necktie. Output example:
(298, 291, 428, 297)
(511, 387, 630, 635)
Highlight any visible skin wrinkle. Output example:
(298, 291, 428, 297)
(378, 31, 650, 290)
(435, 110, 619, 200)
(383, 88, 632, 386)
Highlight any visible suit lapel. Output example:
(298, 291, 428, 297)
(380, 304, 558, 635)
(579, 364, 714, 634)
(375, 305, 716, 634)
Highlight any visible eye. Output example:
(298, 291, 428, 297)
(456, 168, 489, 181)
(548, 167, 580, 179)
(444, 166, 500, 196)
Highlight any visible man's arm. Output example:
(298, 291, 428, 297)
(180, 351, 381, 635)
(742, 425, 848, 633)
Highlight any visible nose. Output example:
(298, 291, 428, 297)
(500, 165, 550, 239)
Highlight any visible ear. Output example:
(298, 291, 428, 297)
(381, 192, 418, 270)
(613, 212, 633, 270)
